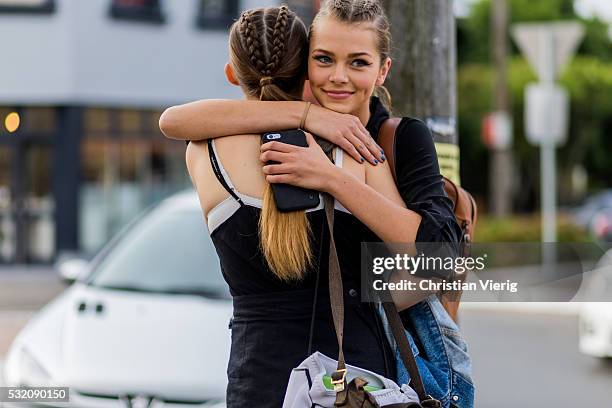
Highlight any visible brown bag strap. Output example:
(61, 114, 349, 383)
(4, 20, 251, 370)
(324, 193, 347, 381)
(320, 146, 347, 390)
(381, 302, 439, 406)
(379, 118, 402, 181)
(321, 148, 437, 405)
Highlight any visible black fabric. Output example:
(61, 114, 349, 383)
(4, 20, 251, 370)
(209, 189, 394, 407)
(207, 97, 460, 407)
(366, 97, 462, 244)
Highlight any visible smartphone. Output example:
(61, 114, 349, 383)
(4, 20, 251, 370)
(261, 129, 320, 212)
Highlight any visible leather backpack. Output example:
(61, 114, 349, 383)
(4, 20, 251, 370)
(378, 118, 478, 322)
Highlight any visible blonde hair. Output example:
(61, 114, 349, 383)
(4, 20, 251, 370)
(229, 6, 312, 281)
(312, 0, 393, 112)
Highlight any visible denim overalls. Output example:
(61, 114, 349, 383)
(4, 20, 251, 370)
(378, 295, 474, 408)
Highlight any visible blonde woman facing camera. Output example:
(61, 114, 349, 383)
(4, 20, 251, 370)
(181, 6, 406, 407)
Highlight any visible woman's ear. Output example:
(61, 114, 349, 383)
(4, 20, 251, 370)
(376, 57, 392, 86)
(224, 62, 240, 86)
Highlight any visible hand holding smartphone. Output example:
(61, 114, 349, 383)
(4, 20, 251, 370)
(261, 129, 320, 212)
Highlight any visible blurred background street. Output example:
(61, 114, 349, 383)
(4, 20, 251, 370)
(1, 272, 612, 406)
(0, 0, 611, 406)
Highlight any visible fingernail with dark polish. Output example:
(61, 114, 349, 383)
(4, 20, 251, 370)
(360, 157, 365, 163)
(380, 154, 386, 162)
(374, 159, 379, 165)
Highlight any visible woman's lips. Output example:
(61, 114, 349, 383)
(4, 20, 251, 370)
(323, 90, 354, 100)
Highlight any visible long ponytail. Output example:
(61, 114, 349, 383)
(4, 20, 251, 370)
(230, 6, 311, 281)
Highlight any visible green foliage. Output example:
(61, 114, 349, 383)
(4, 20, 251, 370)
(457, 56, 612, 206)
(457, 64, 492, 194)
(476, 214, 591, 243)
(457, 0, 610, 64)
(456, 0, 611, 210)
(578, 18, 612, 62)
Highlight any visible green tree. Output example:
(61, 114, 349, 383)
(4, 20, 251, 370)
(457, 0, 612, 211)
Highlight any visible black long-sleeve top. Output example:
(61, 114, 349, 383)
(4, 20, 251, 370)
(366, 96, 462, 244)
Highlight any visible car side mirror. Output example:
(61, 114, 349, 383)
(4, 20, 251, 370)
(55, 255, 90, 284)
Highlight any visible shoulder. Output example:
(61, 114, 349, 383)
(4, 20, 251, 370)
(185, 140, 209, 166)
(396, 117, 433, 144)
(393, 117, 438, 157)
(335, 147, 365, 182)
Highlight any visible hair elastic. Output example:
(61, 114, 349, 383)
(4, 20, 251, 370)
(260, 76, 274, 87)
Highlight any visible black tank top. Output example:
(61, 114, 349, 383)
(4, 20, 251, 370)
(203, 139, 395, 407)
(205, 139, 377, 297)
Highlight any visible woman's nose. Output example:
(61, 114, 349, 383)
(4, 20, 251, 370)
(329, 65, 349, 84)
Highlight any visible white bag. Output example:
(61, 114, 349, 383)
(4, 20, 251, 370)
(282, 351, 420, 408)
(282, 195, 439, 408)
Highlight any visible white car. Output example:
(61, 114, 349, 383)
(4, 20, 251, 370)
(578, 249, 612, 358)
(2, 191, 232, 407)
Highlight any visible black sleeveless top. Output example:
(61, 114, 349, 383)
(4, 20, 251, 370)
(204, 140, 395, 407)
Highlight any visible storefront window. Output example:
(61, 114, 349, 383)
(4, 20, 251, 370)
(0, 147, 14, 263)
(24, 145, 54, 262)
(0, 0, 54, 14)
(21, 107, 56, 134)
(196, 0, 238, 29)
(79, 108, 190, 254)
(84, 108, 111, 135)
(109, 0, 164, 24)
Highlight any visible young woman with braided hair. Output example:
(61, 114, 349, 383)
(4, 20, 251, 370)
(183, 5, 407, 407)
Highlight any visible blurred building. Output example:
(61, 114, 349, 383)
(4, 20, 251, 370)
(0, 0, 296, 264)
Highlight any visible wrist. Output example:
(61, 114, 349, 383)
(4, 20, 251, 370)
(303, 104, 322, 131)
(323, 165, 350, 194)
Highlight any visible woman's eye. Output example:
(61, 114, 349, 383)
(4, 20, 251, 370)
(352, 59, 371, 67)
(313, 55, 332, 64)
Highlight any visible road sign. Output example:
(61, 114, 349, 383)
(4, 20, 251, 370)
(512, 21, 584, 245)
(512, 22, 585, 82)
(525, 83, 569, 146)
(482, 111, 513, 150)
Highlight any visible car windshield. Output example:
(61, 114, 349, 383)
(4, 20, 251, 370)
(89, 207, 229, 298)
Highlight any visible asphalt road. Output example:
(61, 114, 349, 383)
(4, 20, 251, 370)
(460, 309, 612, 407)
(1, 266, 610, 407)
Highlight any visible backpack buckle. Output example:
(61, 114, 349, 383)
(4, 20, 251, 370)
(331, 368, 347, 392)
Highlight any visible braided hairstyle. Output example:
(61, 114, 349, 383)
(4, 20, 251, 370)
(229, 6, 308, 102)
(228, 6, 312, 282)
(312, 0, 393, 111)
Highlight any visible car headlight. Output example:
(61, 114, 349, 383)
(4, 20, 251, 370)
(18, 348, 52, 387)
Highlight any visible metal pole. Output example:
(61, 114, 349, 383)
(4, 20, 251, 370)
(539, 29, 557, 243)
(541, 143, 557, 242)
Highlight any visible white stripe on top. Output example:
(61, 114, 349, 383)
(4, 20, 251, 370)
(207, 140, 351, 233)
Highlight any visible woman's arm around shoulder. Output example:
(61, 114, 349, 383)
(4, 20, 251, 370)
(159, 99, 383, 164)
(160, 100, 304, 141)
(393, 118, 462, 243)
(260, 133, 422, 243)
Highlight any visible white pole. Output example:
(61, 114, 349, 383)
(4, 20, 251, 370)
(541, 142, 557, 243)
(539, 29, 557, 274)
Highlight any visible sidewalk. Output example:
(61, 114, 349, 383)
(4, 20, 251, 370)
(0, 265, 66, 357)
(0, 265, 65, 310)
